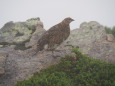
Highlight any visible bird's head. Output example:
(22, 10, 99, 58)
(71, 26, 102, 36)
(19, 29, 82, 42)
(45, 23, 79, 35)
(62, 17, 74, 24)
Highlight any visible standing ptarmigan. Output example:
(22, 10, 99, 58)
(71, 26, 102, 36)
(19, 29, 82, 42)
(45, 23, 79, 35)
(36, 17, 74, 53)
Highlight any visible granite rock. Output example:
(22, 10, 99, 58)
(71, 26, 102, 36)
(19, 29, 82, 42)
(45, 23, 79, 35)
(59, 21, 115, 63)
(0, 52, 8, 75)
(0, 17, 45, 50)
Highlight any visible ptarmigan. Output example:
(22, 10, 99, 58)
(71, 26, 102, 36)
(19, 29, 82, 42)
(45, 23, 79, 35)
(36, 17, 74, 55)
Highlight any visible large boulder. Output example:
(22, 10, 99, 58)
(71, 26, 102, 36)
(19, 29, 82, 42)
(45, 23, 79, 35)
(0, 17, 46, 50)
(59, 21, 106, 53)
(0, 21, 32, 44)
(59, 21, 115, 63)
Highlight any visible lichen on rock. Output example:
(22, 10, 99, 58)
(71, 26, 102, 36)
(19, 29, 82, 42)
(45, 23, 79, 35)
(0, 45, 3, 48)
(59, 21, 115, 63)
(0, 17, 45, 50)
(26, 17, 40, 28)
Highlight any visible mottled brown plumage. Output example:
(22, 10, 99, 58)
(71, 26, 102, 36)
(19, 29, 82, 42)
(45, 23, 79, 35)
(37, 17, 74, 52)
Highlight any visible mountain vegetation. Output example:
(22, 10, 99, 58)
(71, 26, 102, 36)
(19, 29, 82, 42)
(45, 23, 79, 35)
(15, 48, 115, 86)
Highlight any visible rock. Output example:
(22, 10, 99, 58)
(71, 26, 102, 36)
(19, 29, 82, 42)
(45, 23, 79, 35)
(0, 45, 4, 48)
(59, 21, 115, 63)
(26, 17, 40, 30)
(59, 21, 106, 53)
(25, 21, 46, 49)
(0, 67, 5, 75)
(0, 17, 45, 50)
(106, 34, 114, 42)
(89, 39, 115, 63)
(0, 44, 67, 86)
(9, 45, 16, 49)
(0, 52, 8, 75)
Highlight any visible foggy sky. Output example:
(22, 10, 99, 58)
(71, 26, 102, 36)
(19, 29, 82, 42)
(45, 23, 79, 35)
(0, 0, 115, 30)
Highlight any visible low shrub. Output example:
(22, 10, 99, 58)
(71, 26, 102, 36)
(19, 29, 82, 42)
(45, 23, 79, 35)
(15, 48, 115, 86)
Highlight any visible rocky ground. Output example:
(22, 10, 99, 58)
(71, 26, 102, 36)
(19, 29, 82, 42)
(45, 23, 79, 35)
(0, 46, 71, 86)
(0, 18, 115, 86)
